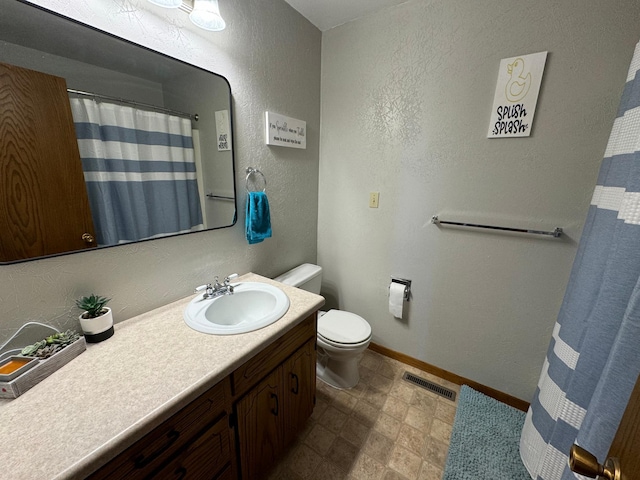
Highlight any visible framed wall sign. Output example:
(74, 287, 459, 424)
(265, 111, 306, 149)
(215, 110, 232, 151)
(487, 51, 547, 138)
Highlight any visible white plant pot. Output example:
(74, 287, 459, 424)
(79, 307, 114, 343)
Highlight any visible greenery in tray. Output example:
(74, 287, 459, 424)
(21, 330, 81, 359)
(76, 294, 111, 319)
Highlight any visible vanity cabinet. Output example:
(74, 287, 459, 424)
(235, 338, 316, 479)
(87, 312, 317, 480)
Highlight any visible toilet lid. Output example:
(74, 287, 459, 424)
(318, 310, 371, 345)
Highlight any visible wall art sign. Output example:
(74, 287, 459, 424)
(215, 110, 232, 151)
(487, 51, 547, 138)
(265, 111, 306, 149)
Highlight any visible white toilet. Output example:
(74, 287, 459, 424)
(274, 263, 372, 389)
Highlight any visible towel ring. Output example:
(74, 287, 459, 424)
(246, 167, 267, 193)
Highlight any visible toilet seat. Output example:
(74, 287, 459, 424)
(318, 310, 372, 346)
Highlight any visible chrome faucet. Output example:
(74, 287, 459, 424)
(195, 274, 238, 299)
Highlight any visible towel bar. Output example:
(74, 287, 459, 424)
(431, 215, 563, 238)
(245, 167, 267, 193)
(206, 193, 234, 201)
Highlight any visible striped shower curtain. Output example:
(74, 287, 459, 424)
(519, 40, 640, 480)
(70, 98, 203, 246)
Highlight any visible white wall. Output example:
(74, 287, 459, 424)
(0, 0, 320, 339)
(6, 0, 639, 404)
(318, 0, 640, 401)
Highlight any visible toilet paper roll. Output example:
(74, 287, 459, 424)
(389, 282, 405, 318)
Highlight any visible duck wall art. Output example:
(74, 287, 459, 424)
(487, 51, 548, 138)
(505, 58, 531, 102)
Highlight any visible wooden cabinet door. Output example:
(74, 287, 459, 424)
(284, 338, 316, 447)
(236, 368, 283, 480)
(0, 62, 96, 261)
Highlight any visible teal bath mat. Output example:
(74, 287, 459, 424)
(443, 385, 531, 480)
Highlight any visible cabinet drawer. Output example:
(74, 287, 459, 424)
(214, 464, 234, 480)
(89, 378, 229, 480)
(150, 414, 232, 479)
(231, 314, 316, 398)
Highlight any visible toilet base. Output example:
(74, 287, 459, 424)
(316, 356, 361, 389)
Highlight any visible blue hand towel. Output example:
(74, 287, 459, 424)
(245, 191, 272, 244)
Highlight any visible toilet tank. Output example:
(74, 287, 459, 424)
(274, 263, 322, 294)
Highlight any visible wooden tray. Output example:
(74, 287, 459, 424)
(0, 337, 86, 399)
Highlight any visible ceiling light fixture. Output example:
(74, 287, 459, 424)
(147, 0, 182, 8)
(189, 0, 226, 31)
(148, 0, 226, 32)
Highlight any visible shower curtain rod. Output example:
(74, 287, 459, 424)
(67, 88, 199, 121)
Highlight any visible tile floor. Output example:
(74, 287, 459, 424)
(268, 349, 461, 480)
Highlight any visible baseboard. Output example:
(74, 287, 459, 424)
(368, 342, 530, 412)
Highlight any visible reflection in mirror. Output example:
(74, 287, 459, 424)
(0, 0, 236, 263)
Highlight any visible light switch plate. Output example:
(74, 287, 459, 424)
(369, 192, 379, 208)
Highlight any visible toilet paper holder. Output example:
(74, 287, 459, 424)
(390, 277, 411, 302)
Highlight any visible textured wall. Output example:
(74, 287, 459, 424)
(318, 0, 640, 401)
(0, 0, 320, 339)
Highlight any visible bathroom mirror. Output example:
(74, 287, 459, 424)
(0, 0, 236, 263)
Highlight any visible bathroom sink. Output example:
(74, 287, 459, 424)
(183, 282, 290, 335)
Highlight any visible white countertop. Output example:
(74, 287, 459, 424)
(0, 273, 324, 480)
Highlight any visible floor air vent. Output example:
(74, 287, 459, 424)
(402, 372, 457, 401)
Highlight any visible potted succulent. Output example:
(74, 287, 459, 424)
(76, 294, 114, 343)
